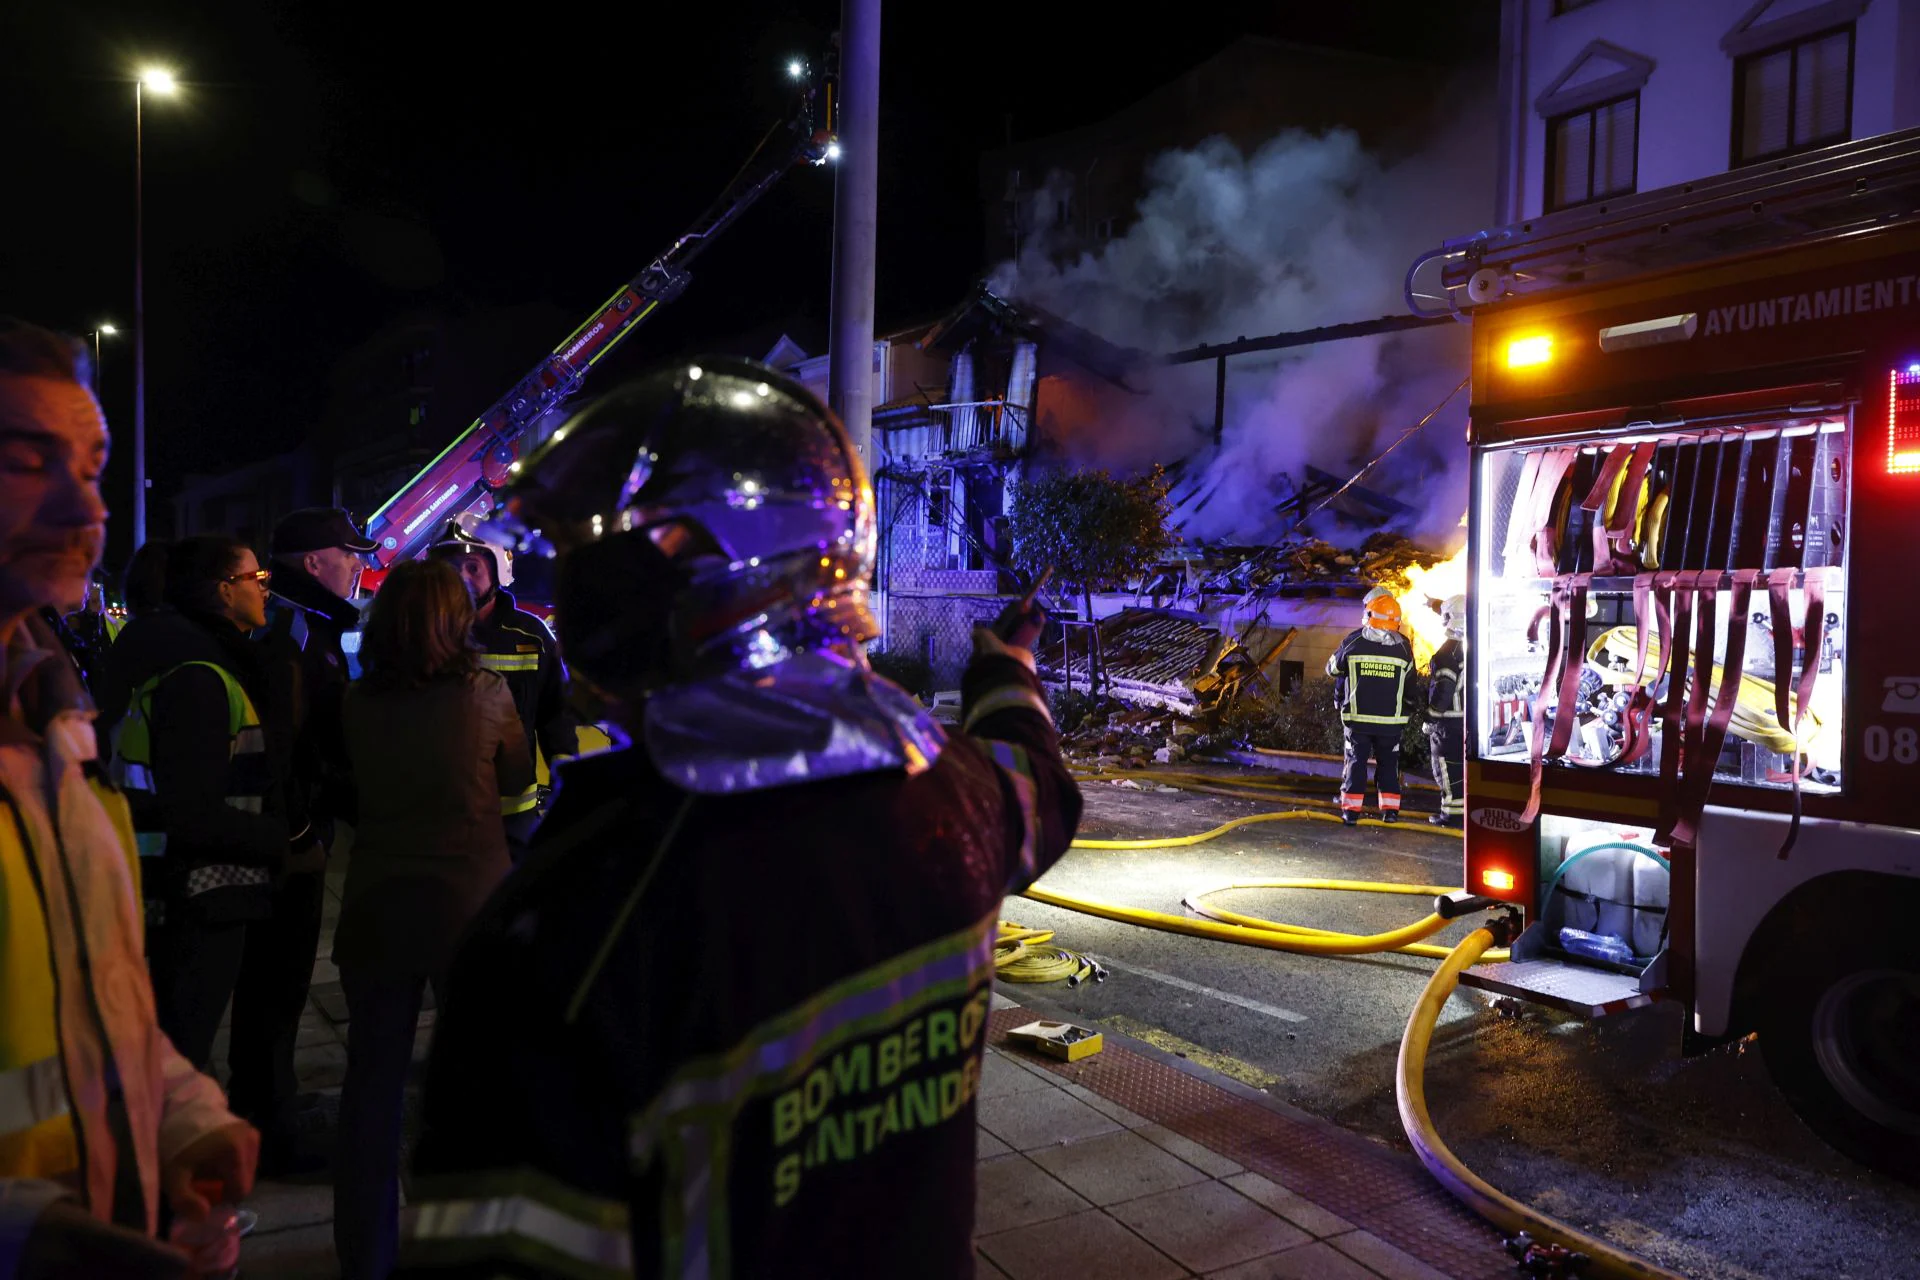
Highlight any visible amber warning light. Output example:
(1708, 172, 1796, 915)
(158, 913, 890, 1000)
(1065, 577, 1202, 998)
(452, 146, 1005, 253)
(1891, 365, 1920, 474)
(1505, 335, 1553, 369)
(1481, 868, 1517, 893)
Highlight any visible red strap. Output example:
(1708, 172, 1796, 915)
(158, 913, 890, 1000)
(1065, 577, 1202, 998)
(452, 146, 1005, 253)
(1546, 575, 1591, 763)
(1529, 448, 1579, 577)
(1520, 576, 1573, 824)
(1505, 449, 1546, 563)
(1672, 570, 1758, 847)
(1580, 445, 1631, 514)
(1778, 568, 1828, 859)
(1609, 441, 1658, 554)
(1655, 573, 1693, 844)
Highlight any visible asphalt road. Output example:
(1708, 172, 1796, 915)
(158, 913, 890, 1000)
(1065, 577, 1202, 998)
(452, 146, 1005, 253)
(1002, 774, 1920, 1280)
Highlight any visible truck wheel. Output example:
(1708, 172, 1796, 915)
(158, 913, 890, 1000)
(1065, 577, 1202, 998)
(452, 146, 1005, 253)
(1758, 944, 1920, 1182)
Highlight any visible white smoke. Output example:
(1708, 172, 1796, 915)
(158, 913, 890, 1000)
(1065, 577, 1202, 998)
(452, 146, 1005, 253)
(989, 89, 1494, 549)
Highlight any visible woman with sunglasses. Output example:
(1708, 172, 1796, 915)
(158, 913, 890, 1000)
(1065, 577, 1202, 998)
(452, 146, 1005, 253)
(110, 534, 306, 1080)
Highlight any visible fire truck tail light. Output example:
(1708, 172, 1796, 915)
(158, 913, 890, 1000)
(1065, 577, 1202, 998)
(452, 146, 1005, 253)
(1506, 335, 1553, 369)
(1891, 367, 1920, 474)
(1481, 868, 1517, 893)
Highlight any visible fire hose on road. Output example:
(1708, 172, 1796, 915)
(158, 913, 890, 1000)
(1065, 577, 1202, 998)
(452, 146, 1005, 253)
(1014, 799, 1683, 1279)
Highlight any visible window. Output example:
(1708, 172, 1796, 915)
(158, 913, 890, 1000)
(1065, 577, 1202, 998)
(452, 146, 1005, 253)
(926, 481, 949, 531)
(1552, 0, 1601, 13)
(1545, 93, 1638, 212)
(1733, 26, 1853, 165)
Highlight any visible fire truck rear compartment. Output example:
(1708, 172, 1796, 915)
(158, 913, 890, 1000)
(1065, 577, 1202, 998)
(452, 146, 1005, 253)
(1461, 815, 1672, 1016)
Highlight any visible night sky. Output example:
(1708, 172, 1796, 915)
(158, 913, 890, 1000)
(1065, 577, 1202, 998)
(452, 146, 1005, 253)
(4, 0, 1493, 559)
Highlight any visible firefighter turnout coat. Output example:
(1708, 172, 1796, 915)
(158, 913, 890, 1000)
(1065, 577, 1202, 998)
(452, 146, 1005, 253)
(394, 648, 1082, 1279)
(471, 590, 576, 816)
(1325, 627, 1416, 729)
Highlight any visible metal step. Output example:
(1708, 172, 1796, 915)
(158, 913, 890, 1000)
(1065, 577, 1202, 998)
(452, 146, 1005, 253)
(1459, 958, 1659, 1018)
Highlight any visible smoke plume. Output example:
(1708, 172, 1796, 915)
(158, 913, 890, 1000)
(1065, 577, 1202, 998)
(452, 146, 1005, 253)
(989, 86, 1495, 549)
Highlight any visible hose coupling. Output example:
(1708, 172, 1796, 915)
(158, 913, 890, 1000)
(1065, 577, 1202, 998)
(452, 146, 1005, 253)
(1485, 907, 1527, 950)
(1505, 1231, 1591, 1277)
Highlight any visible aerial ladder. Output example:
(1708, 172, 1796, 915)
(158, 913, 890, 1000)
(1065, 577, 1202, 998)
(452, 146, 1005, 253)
(361, 54, 838, 574)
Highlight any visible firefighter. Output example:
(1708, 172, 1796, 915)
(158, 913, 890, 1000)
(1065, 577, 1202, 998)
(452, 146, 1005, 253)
(1427, 594, 1466, 828)
(1327, 589, 1414, 824)
(426, 518, 575, 856)
(394, 358, 1083, 1280)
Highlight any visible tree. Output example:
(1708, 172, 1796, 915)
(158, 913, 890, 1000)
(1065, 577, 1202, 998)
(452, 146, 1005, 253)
(1007, 467, 1178, 682)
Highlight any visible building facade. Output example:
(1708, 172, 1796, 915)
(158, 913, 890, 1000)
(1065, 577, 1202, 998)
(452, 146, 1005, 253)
(1494, 0, 1920, 224)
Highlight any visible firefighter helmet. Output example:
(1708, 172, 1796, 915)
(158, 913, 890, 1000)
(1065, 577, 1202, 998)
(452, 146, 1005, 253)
(1440, 594, 1465, 639)
(476, 356, 876, 702)
(1365, 593, 1402, 632)
(426, 515, 515, 591)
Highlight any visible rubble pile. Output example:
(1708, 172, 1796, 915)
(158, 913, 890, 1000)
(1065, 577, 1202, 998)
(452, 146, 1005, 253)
(1051, 694, 1202, 768)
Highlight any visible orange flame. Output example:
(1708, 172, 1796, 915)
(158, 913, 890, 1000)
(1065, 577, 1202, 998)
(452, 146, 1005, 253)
(1387, 543, 1467, 668)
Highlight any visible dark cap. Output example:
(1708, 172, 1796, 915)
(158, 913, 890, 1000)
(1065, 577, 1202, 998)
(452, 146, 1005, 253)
(271, 507, 378, 556)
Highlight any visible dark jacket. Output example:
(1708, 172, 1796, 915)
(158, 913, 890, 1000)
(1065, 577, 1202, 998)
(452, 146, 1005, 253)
(472, 588, 576, 765)
(133, 611, 291, 922)
(91, 609, 192, 760)
(397, 652, 1081, 1280)
(261, 565, 363, 845)
(1326, 627, 1416, 729)
(1428, 638, 1465, 720)
(334, 669, 533, 979)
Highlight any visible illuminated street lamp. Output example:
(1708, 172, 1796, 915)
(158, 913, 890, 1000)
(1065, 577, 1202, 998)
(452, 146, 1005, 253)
(133, 65, 179, 549)
(87, 323, 119, 392)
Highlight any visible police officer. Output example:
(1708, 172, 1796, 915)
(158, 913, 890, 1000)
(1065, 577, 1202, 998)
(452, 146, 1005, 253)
(1427, 594, 1466, 828)
(426, 518, 575, 855)
(1327, 589, 1414, 824)
(394, 358, 1083, 1280)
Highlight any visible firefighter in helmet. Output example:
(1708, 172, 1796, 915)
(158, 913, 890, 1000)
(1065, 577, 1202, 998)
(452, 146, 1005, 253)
(1327, 587, 1415, 824)
(1426, 594, 1466, 827)
(395, 357, 1083, 1279)
(425, 516, 576, 855)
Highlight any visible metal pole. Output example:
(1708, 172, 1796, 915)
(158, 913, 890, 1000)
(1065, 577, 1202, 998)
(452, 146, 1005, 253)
(91, 332, 102, 392)
(1213, 355, 1227, 446)
(133, 80, 148, 549)
(827, 0, 881, 467)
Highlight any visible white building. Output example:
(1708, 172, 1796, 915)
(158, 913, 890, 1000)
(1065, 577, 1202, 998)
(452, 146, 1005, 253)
(1494, 0, 1920, 223)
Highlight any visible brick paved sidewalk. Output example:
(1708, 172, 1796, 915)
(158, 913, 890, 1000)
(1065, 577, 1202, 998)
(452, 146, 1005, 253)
(226, 869, 1505, 1277)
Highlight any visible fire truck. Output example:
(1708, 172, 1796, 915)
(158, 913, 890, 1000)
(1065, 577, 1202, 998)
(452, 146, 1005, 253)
(357, 54, 836, 582)
(1406, 127, 1920, 1180)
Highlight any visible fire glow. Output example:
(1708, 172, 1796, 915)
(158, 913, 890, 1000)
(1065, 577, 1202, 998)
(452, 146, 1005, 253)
(1391, 540, 1467, 667)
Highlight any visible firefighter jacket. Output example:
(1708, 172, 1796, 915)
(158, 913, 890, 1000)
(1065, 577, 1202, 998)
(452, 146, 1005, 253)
(471, 589, 576, 816)
(107, 612, 288, 925)
(1325, 627, 1416, 729)
(1, 615, 240, 1242)
(1427, 638, 1464, 720)
(395, 649, 1083, 1280)
(262, 566, 362, 847)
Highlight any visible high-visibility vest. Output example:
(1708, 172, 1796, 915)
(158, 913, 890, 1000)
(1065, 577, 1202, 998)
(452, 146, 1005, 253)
(111, 661, 273, 912)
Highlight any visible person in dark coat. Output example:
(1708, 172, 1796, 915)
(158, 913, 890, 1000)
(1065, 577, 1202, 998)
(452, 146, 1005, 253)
(332, 557, 532, 1280)
(227, 507, 375, 1174)
(117, 535, 304, 1072)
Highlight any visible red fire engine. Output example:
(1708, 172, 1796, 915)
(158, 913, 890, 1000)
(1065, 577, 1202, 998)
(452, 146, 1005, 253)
(1407, 127, 1920, 1180)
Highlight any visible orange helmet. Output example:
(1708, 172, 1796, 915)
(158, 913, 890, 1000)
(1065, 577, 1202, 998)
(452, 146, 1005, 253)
(1365, 593, 1402, 631)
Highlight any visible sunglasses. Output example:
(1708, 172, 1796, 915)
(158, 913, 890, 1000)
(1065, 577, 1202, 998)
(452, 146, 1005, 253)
(223, 569, 273, 587)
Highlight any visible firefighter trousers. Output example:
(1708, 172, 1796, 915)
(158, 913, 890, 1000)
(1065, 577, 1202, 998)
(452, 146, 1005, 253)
(1428, 719, 1464, 819)
(1340, 726, 1403, 813)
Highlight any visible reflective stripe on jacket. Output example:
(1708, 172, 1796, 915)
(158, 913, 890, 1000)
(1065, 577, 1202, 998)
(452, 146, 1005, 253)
(473, 595, 574, 817)
(1326, 628, 1415, 727)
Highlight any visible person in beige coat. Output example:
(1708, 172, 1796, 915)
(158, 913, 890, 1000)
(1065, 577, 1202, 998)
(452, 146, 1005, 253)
(0, 317, 254, 1277)
(332, 558, 532, 1280)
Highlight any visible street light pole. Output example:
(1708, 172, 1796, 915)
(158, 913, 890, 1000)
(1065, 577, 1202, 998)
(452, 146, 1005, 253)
(133, 76, 148, 549)
(130, 66, 176, 550)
